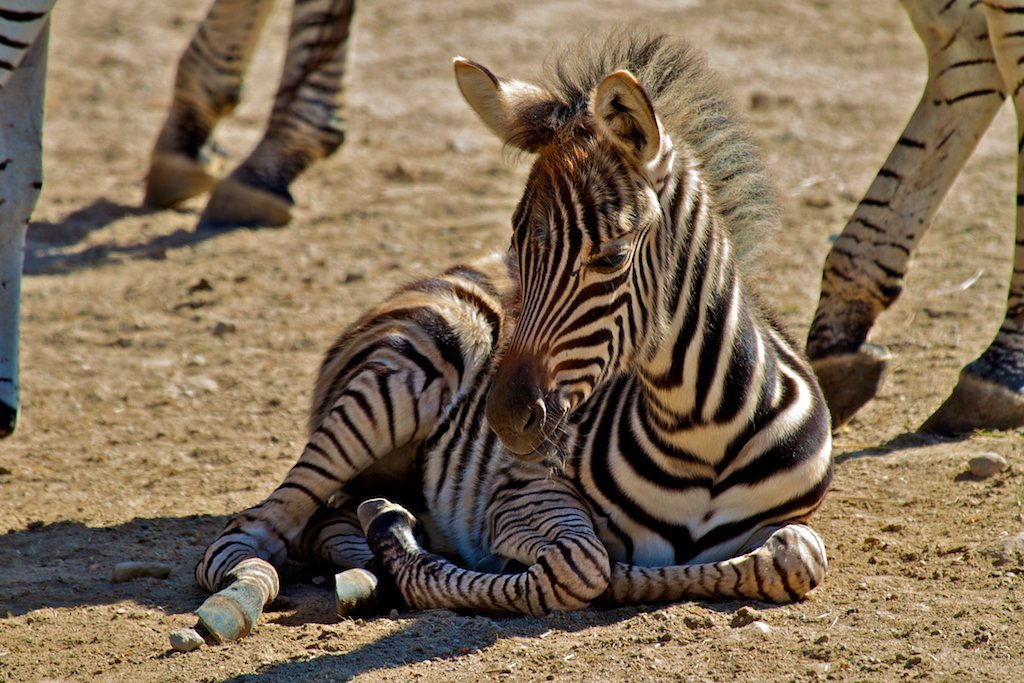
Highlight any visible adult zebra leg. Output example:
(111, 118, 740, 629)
(198, 0, 354, 230)
(145, 0, 277, 210)
(920, 3, 1024, 434)
(0, 15, 49, 438)
(603, 524, 827, 605)
(806, 0, 1005, 430)
(358, 489, 611, 615)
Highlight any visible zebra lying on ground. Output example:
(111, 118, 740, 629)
(190, 31, 834, 643)
(807, 0, 1024, 434)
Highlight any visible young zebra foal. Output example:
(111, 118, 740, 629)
(192, 33, 832, 641)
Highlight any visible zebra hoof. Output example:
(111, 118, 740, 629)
(335, 568, 380, 617)
(809, 343, 891, 431)
(196, 177, 293, 231)
(357, 498, 424, 561)
(919, 371, 1024, 435)
(144, 151, 221, 209)
(0, 399, 16, 439)
(195, 582, 266, 643)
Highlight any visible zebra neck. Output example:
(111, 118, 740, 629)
(636, 166, 757, 430)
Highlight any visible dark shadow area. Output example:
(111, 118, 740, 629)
(0, 514, 229, 617)
(832, 430, 961, 465)
(23, 198, 248, 276)
(0, 510, 787, 683)
(221, 597, 773, 683)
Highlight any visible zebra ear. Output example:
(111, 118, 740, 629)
(592, 70, 663, 167)
(454, 57, 549, 148)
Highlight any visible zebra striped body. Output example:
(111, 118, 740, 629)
(196, 33, 832, 629)
(808, 0, 1024, 433)
(144, 0, 354, 229)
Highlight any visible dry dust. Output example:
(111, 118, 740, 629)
(1, 0, 1023, 681)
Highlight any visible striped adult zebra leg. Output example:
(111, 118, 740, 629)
(358, 482, 612, 615)
(604, 524, 827, 605)
(145, 0, 278, 209)
(198, 0, 354, 229)
(806, 0, 1005, 430)
(919, 2, 1024, 433)
(0, 8, 50, 438)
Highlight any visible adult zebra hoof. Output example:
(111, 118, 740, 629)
(196, 177, 293, 231)
(144, 151, 222, 209)
(919, 370, 1024, 435)
(1, 399, 16, 439)
(809, 343, 891, 431)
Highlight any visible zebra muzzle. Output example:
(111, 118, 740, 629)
(485, 358, 551, 459)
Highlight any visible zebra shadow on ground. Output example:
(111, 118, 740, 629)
(0, 513, 228, 618)
(0, 510, 775, 682)
(218, 599, 761, 683)
(831, 431, 958, 466)
(24, 197, 251, 276)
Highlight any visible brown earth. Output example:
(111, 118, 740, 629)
(2, 0, 1023, 681)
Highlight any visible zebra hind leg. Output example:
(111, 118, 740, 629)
(919, 3, 1024, 435)
(195, 502, 380, 642)
(805, 0, 1004, 430)
(604, 524, 827, 606)
(145, 0, 277, 209)
(198, 0, 355, 230)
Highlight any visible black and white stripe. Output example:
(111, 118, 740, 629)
(195, 33, 833, 624)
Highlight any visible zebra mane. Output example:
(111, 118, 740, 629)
(506, 30, 780, 266)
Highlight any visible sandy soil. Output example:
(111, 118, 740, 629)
(2, 0, 1023, 681)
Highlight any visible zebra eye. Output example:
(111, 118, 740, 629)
(588, 250, 628, 272)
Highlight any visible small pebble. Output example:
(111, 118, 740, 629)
(748, 621, 772, 636)
(682, 615, 714, 630)
(729, 605, 761, 628)
(968, 453, 1007, 478)
(111, 561, 172, 583)
(212, 321, 237, 337)
(169, 627, 204, 652)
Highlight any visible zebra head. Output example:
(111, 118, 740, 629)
(455, 56, 676, 461)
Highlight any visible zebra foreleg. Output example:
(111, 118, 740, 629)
(358, 497, 611, 615)
(0, 14, 49, 438)
(603, 524, 827, 605)
(198, 0, 355, 230)
(920, 3, 1024, 434)
(806, 0, 1005, 429)
(145, 0, 278, 209)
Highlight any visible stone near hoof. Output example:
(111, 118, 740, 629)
(144, 151, 220, 209)
(111, 561, 172, 583)
(169, 627, 205, 652)
(919, 371, 1024, 436)
(197, 177, 293, 231)
(195, 581, 267, 643)
(968, 453, 1007, 478)
(810, 343, 892, 430)
(335, 568, 380, 618)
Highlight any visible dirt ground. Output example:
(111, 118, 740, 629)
(2, 0, 1023, 681)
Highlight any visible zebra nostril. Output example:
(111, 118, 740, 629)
(522, 399, 545, 433)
